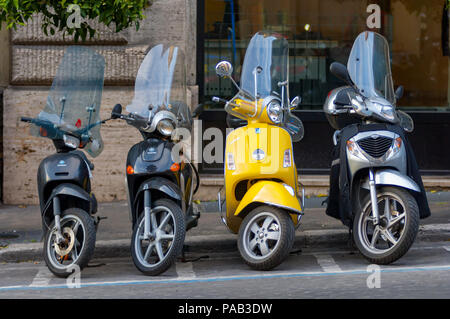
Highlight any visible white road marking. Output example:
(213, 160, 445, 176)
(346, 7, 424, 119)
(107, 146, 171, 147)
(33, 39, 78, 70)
(29, 267, 53, 287)
(1, 263, 450, 291)
(421, 224, 450, 231)
(175, 262, 196, 279)
(313, 254, 342, 273)
(444, 247, 450, 252)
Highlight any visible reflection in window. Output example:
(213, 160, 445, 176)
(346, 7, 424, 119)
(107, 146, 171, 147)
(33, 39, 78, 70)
(202, 0, 450, 111)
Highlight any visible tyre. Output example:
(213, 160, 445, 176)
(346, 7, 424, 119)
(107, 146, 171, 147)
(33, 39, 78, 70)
(353, 186, 419, 265)
(43, 208, 96, 278)
(238, 205, 295, 270)
(131, 198, 185, 275)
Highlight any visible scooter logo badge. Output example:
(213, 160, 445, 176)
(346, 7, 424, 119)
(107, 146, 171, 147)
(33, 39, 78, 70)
(252, 149, 265, 161)
(57, 160, 67, 167)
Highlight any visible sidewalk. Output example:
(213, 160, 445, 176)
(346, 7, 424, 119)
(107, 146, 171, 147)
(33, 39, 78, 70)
(0, 193, 449, 262)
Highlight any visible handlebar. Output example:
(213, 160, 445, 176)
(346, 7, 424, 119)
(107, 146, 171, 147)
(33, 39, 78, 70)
(212, 96, 228, 104)
(212, 96, 249, 113)
(20, 116, 104, 144)
(112, 111, 150, 130)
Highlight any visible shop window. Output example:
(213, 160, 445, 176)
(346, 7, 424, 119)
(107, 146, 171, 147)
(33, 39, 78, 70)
(201, 0, 450, 111)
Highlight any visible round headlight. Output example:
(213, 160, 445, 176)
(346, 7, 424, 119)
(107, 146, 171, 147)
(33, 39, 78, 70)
(381, 105, 395, 121)
(157, 119, 175, 136)
(63, 134, 80, 149)
(266, 100, 283, 124)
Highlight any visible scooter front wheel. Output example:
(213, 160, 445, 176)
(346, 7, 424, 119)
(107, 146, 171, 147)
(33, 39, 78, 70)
(131, 198, 185, 276)
(43, 208, 96, 278)
(353, 186, 419, 265)
(238, 205, 295, 270)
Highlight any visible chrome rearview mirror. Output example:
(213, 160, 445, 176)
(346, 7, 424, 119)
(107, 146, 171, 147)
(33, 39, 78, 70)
(215, 61, 243, 95)
(290, 96, 301, 109)
(215, 61, 233, 78)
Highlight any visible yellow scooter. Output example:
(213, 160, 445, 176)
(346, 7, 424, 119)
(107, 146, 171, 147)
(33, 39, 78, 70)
(213, 32, 305, 270)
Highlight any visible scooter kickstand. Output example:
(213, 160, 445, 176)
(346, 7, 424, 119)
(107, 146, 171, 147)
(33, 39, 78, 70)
(96, 216, 108, 222)
(95, 216, 107, 230)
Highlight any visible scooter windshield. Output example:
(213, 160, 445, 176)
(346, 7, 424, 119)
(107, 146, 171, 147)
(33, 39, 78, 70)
(240, 32, 289, 103)
(126, 44, 190, 129)
(32, 46, 105, 157)
(347, 31, 395, 104)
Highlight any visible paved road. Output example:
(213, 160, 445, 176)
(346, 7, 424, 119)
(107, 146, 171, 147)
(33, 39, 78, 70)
(0, 241, 449, 299)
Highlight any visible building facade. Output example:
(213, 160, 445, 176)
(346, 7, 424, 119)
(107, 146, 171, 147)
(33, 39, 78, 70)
(1, 0, 197, 204)
(1, 0, 450, 204)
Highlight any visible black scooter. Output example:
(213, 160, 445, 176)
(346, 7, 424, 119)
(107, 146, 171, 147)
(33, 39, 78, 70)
(323, 31, 430, 264)
(111, 44, 201, 275)
(20, 46, 109, 277)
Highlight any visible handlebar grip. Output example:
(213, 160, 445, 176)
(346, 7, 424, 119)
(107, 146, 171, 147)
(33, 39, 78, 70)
(20, 117, 33, 123)
(212, 97, 228, 104)
(111, 112, 122, 120)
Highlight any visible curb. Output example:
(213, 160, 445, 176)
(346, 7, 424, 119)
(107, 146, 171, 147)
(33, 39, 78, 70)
(0, 225, 448, 263)
(198, 191, 450, 212)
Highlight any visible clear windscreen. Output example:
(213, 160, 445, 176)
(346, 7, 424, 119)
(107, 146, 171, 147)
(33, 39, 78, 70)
(347, 31, 395, 104)
(126, 45, 191, 129)
(32, 46, 105, 157)
(240, 32, 288, 101)
(228, 32, 289, 120)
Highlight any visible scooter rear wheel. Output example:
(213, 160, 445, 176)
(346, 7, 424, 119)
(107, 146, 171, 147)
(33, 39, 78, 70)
(43, 208, 96, 278)
(131, 198, 185, 276)
(238, 205, 295, 270)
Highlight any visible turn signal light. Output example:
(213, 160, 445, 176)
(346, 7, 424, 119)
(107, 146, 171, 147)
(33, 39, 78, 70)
(394, 137, 402, 149)
(170, 163, 180, 172)
(40, 127, 48, 137)
(126, 165, 134, 175)
(227, 153, 236, 170)
(283, 149, 292, 168)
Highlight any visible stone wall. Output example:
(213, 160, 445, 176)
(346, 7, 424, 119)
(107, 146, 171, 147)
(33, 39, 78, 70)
(0, 23, 9, 87)
(4, 87, 139, 204)
(2, 0, 198, 204)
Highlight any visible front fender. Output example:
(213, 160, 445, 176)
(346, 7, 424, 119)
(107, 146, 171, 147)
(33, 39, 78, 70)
(42, 183, 93, 217)
(134, 177, 182, 206)
(235, 181, 302, 218)
(132, 177, 182, 226)
(361, 169, 420, 192)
